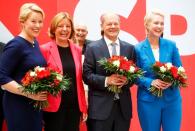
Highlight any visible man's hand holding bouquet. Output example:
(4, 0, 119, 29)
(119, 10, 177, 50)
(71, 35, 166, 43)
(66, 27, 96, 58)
(98, 56, 144, 93)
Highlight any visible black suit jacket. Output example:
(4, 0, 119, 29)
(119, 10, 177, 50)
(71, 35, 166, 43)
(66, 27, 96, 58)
(0, 42, 5, 126)
(83, 38, 136, 120)
(0, 42, 5, 55)
(82, 39, 93, 54)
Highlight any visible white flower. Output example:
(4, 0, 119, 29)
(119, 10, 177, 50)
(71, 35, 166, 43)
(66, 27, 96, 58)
(178, 66, 185, 73)
(113, 60, 120, 67)
(166, 63, 173, 70)
(129, 66, 135, 73)
(34, 66, 40, 71)
(38, 67, 45, 72)
(34, 66, 45, 72)
(56, 74, 63, 81)
(160, 66, 166, 72)
(124, 57, 128, 60)
(30, 71, 36, 77)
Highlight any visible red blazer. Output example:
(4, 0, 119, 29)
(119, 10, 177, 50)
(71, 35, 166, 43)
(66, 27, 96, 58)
(40, 40, 87, 113)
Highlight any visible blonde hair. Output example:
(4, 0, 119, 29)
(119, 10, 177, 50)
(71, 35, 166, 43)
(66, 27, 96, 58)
(144, 9, 164, 27)
(144, 9, 164, 36)
(48, 12, 75, 40)
(19, 3, 45, 23)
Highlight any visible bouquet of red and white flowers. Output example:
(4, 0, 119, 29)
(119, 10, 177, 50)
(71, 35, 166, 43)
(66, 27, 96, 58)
(149, 62, 187, 97)
(21, 66, 70, 109)
(98, 55, 144, 93)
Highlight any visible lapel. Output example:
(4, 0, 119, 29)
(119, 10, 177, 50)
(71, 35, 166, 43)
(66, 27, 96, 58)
(143, 38, 156, 63)
(119, 39, 125, 56)
(159, 38, 167, 62)
(100, 38, 111, 58)
(49, 41, 63, 74)
(143, 38, 167, 63)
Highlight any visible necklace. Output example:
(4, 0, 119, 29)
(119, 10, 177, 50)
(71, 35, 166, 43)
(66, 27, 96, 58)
(32, 41, 35, 48)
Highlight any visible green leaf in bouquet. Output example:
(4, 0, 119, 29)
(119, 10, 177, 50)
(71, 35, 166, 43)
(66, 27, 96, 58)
(107, 85, 122, 94)
(148, 86, 163, 97)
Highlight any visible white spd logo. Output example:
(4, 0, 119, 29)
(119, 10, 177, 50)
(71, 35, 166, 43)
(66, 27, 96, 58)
(73, 0, 195, 55)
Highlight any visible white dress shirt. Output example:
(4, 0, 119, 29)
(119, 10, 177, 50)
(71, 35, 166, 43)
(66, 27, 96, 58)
(152, 48, 159, 61)
(104, 36, 120, 56)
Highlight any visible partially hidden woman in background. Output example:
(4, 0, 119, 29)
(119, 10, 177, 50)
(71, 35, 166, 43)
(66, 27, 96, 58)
(40, 12, 87, 131)
(0, 3, 47, 131)
(0, 42, 5, 131)
(135, 9, 182, 131)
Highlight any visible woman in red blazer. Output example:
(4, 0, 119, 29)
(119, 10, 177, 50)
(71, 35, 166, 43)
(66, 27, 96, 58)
(40, 12, 87, 131)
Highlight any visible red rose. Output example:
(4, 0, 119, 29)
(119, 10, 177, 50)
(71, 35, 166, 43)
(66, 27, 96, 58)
(21, 72, 34, 86)
(178, 76, 187, 83)
(155, 61, 164, 67)
(170, 66, 178, 78)
(37, 69, 51, 79)
(54, 79, 60, 86)
(120, 60, 131, 71)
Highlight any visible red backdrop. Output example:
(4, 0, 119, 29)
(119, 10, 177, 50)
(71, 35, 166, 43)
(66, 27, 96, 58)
(0, 0, 194, 131)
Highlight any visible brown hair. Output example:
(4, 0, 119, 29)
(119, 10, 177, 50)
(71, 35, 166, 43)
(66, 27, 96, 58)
(48, 12, 75, 40)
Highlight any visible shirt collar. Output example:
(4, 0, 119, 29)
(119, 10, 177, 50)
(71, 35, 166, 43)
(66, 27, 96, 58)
(104, 36, 120, 46)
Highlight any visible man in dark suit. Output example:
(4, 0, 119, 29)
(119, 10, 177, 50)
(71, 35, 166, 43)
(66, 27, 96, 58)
(83, 13, 136, 131)
(0, 42, 5, 131)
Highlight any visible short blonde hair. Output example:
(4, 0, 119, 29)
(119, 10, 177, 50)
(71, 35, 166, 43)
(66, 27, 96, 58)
(19, 3, 45, 23)
(144, 9, 164, 27)
(48, 12, 75, 40)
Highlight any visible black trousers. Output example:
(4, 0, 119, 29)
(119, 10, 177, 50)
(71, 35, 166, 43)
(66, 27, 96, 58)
(0, 90, 4, 131)
(43, 103, 81, 131)
(87, 100, 131, 131)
